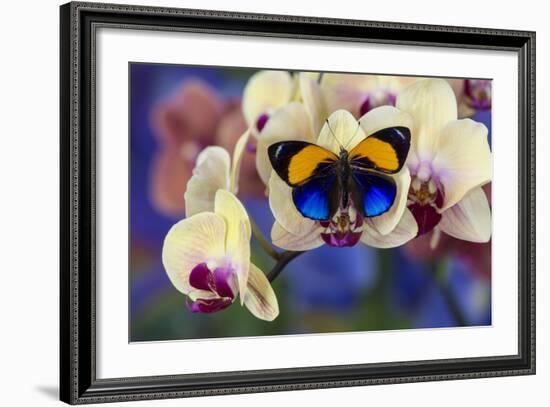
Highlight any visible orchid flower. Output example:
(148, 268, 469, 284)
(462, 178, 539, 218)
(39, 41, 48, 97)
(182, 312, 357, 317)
(150, 80, 264, 217)
(162, 188, 279, 320)
(242, 70, 297, 137)
(184, 130, 250, 216)
(268, 108, 418, 250)
(448, 79, 492, 118)
(396, 79, 492, 246)
(320, 74, 419, 119)
(254, 74, 328, 185)
(464, 79, 492, 110)
(165, 131, 278, 320)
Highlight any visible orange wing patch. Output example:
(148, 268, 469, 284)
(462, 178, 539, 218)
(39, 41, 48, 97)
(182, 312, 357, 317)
(287, 145, 337, 185)
(349, 137, 400, 173)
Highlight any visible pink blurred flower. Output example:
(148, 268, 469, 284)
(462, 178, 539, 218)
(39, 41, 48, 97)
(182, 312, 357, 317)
(213, 101, 266, 198)
(150, 80, 263, 217)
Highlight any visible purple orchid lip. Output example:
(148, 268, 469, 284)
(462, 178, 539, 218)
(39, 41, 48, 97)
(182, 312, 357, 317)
(320, 210, 364, 248)
(188, 263, 212, 291)
(464, 80, 492, 110)
(408, 181, 444, 236)
(386, 92, 397, 107)
(255, 113, 269, 132)
(187, 263, 235, 314)
(187, 297, 233, 313)
(409, 203, 442, 236)
(359, 97, 371, 117)
(359, 91, 398, 117)
(321, 230, 362, 247)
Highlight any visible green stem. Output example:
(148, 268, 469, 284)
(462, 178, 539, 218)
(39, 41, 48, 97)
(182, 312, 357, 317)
(267, 251, 305, 282)
(248, 217, 304, 282)
(250, 218, 280, 261)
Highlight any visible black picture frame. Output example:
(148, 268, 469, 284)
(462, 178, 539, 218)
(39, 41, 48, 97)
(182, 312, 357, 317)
(60, 1, 536, 404)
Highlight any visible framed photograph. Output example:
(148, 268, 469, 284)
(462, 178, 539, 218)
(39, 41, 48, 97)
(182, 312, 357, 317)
(60, 1, 535, 404)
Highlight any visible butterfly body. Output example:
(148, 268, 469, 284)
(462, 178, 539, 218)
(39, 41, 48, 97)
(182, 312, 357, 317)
(268, 126, 411, 222)
(334, 148, 352, 210)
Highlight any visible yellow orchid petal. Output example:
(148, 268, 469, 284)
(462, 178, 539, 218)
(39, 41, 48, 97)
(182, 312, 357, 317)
(162, 212, 226, 298)
(271, 221, 325, 251)
(255, 102, 315, 185)
(397, 79, 458, 161)
(242, 70, 293, 130)
(230, 129, 251, 194)
(365, 166, 411, 236)
(268, 172, 318, 237)
(320, 73, 377, 117)
(361, 208, 418, 248)
(243, 263, 279, 321)
(184, 146, 230, 217)
(378, 75, 418, 91)
(299, 73, 328, 137)
(432, 118, 491, 211)
(214, 190, 251, 303)
(439, 187, 491, 242)
(317, 109, 366, 153)
(359, 105, 414, 137)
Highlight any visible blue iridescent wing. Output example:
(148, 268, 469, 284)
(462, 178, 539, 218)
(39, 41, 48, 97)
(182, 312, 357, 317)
(268, 141, 339, 221)
(292, 173, 339, 221)
(350, 170, 396, 217)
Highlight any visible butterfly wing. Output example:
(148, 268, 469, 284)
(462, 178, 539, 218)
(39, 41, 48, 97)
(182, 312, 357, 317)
(350, 170, 397, 217)
(348, 126, 410, 174)
(268, 141, 338, 186)
(268, 141, 339, 221)
(292, 173, 339, 221)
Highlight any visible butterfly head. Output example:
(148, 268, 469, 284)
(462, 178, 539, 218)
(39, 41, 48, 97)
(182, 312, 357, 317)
(325, 118, 362, 154)
(339, 146, 349, 160)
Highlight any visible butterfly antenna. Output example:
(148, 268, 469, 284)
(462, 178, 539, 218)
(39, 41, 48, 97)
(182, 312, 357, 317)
(344, 121, 362, 150)
(325, 119, 344, 150)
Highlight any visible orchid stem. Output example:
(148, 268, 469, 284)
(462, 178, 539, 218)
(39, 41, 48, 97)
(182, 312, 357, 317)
(249, 217, 304, 282)
(267, 251, 305, 282)
(249, 218, 280, 261)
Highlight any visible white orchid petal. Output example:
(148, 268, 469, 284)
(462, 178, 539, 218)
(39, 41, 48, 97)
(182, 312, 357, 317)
(439, 187, 491, 242)
(366, 166, 411, 235)
(243, 263, 279, 321)
(214, 190, 251, 303)
(299, 73, 328, 137)
(271, 221, 325, 251)
(162, 212, 226, 296)
(317, 109, 366, 153)
(242, 70, 293, 128)
(359, 105, 414, 137)
(361, 208, 418, 248)
(184, 146, 230, 217)
(255, 102, 314, 185)
(230, 130, 251, 194)
(432, 118, 491, 211)
(396, 79, 458, 161)
(268, 172, 317, 236)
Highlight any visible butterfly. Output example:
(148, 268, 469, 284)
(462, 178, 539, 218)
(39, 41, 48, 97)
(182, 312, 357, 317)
(268, 124, 411, 221)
